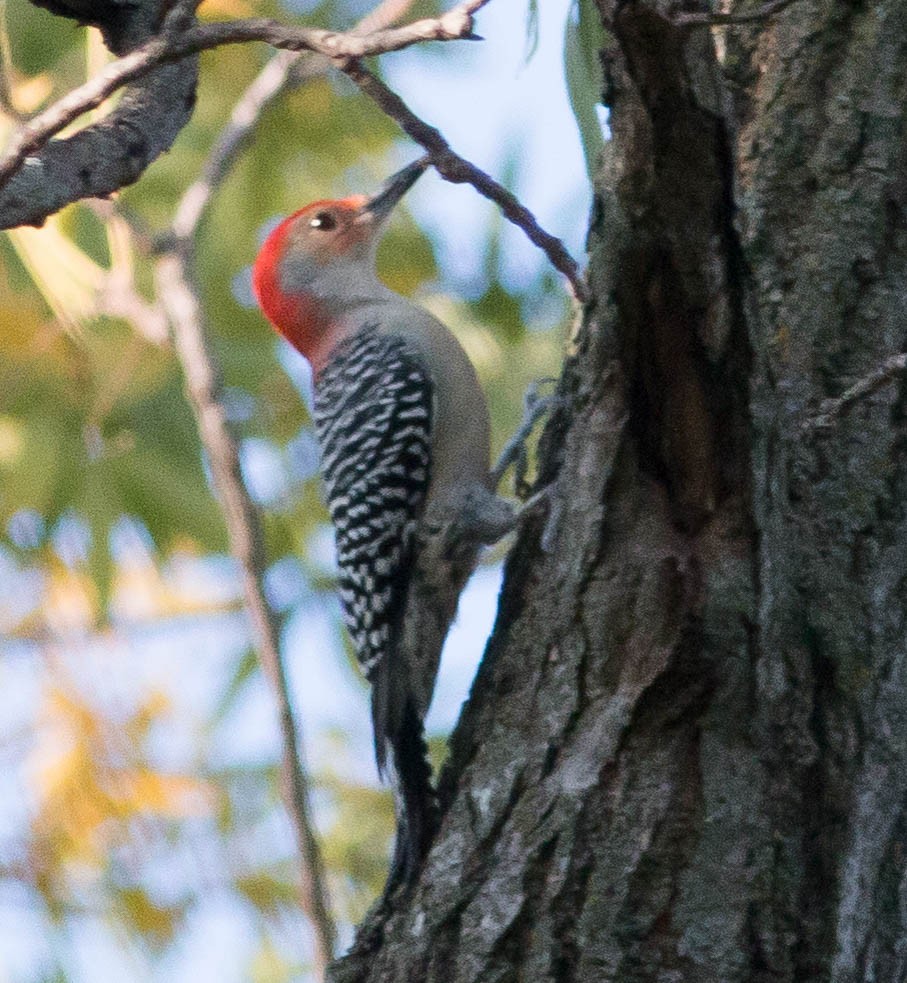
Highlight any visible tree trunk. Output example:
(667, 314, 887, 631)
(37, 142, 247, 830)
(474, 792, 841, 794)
(331, 1, 907, 980)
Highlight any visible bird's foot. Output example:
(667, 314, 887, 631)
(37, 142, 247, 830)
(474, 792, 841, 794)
(490, 379, 560, 499)
(452, 481, 560, 553)
(515, 481, 561, 553)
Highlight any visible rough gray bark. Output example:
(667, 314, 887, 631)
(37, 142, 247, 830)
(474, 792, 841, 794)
(0, 0, 198, 229)
(331, 1, 907, 980)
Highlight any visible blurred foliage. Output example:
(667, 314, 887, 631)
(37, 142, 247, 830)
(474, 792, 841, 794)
(565, 0, 609, 178)
(523, 0, 539, 62)
(0, 0, 576, 979)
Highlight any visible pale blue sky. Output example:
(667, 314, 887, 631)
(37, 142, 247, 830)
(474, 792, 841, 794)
(388, 0, 591, 294)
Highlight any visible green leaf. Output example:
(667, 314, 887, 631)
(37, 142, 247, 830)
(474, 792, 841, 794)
(211, 646, 259, 727)
(524, 0, 540, 63)
(564, 0, 609, 179)
(117, 886, 183, 949)
(235, 870, 300, 916)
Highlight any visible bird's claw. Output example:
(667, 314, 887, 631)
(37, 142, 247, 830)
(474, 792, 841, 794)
(491, 378, 561, 498)
(516, 482, 561, 553)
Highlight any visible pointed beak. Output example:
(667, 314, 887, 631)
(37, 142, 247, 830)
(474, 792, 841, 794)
(362, 157, 429, 223)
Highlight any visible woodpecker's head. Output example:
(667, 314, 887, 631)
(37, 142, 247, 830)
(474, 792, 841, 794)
(252, 158, 427, 372)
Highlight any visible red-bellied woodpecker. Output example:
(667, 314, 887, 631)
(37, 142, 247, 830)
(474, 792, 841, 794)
(252, 159, 518, 888)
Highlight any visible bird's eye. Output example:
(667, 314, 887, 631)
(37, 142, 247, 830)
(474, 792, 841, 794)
(309, 212, 336, 231)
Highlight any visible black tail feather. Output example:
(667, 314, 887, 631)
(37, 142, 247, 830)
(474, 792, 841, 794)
(370, 656, 398, 778)
(384, 699, 438, 891)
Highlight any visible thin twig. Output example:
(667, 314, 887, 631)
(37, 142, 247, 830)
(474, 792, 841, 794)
(171, 49, 311, 240)
(2, 0, 586, 307)
(169, 21, 589, 306)
(172, 0, 419, 241)
(159, 1, 421, 966)
(490, 381, 558, 494)
(354, 0, 422, 35)
(342, 61, 590, 304)
(805, 353, 907, 430)
(0, 0, 488, 190)
(156, 251, 336, 978)
(674, 0, 800, 26)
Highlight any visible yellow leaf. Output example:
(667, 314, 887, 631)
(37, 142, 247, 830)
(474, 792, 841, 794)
(248, 938, 297, 983)
(199, 0, 255, 18)
(235, 872, 299, 915)
(119, 886, 180, 943)
(0, 414, 24, 464)
(44, 566, 99, 631)
(29, 691, 111, 859)
(34, 743, 87, 802)
(116, 769, 213, 818)
(10, 73, 53, 113)
(105, 211, 135, 280)
(8, 217, 104, 333)
(44, 686, 101, 740)
(112, 561, 165, 621)
(125, 689, 173, 743)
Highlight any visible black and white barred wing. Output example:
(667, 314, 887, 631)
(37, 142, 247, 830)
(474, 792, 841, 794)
(313, 329, 433, 689)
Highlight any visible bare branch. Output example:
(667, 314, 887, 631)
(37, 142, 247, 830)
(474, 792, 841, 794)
(171, 50, 309, 241)
(0, 0, 199, 229)
(0, 0, 488, 207)
(674, 0, 801, 26)
(353, 0, 420, 36)
(157, 4, 425, 958)
(342, 61, 590, 304)
(805, 353, 907, 431)
(155, 250, 337, 978)
(171, 0, 420, 242)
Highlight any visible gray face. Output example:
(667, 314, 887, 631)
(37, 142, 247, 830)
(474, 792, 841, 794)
(276, 209, 386, 313)
(272, 160, 427, 310)
(278, 245, 319, 297)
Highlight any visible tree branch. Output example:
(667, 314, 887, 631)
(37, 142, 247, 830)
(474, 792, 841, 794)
(0, 0, 198, 228)
(170, 49, 311, 242)
(341, 61, 590, 304)
(3, 0, 587, 313)
(153, 1, 422, 964)
(156, 249, 337, 978)
(169, 0, 420, 242)
(0, 0, 488, 222)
